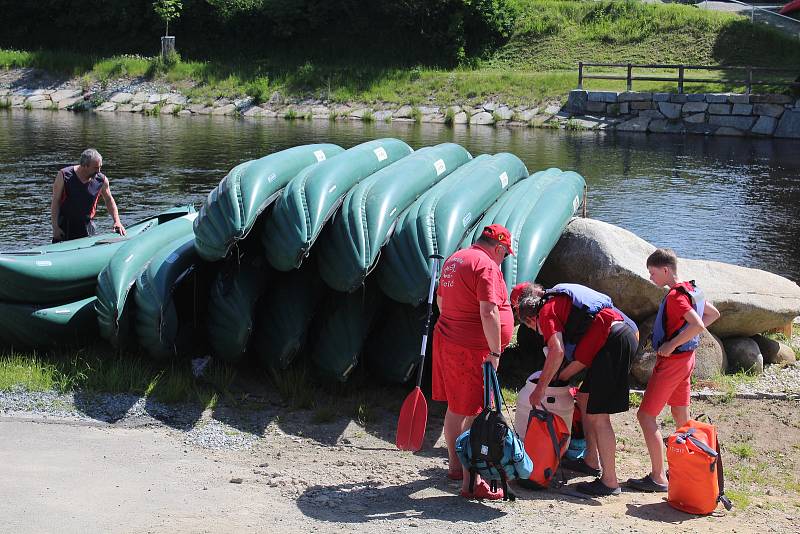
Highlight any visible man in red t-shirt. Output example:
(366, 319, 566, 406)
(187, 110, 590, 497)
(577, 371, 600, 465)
(517, 287, 639, 497)
(627, 248, 720, 493)
(433, 224, 515, 500)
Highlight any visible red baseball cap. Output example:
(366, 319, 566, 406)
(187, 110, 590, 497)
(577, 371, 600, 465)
(482, 224, 515, 255)
(510, 281, 531, 309)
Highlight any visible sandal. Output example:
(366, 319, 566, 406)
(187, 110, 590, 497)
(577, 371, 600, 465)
(626, 474, 668, 493)
(575, 478, 621, 497)
(460, 480, 504, 500)
(560, 457, 601, 477)
(447, 470, 463, 481)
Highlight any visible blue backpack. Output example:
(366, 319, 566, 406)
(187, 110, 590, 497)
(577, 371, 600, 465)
(456, 362, 533, 501)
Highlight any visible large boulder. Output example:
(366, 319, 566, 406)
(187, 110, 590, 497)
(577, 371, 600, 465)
(752, 334, 797, 365)
(538, 218, 800, 337)
(630, 315, 726, 386)
(723, 337, 764, 374)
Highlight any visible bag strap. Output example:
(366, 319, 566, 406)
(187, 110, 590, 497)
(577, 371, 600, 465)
(482, 361, 504, 413)
(715, 437, 734, 510)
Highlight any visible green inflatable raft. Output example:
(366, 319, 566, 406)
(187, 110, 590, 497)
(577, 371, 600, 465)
(0, 205, 195, 304)
(0, 296, 98, 349)
(316, 143, 472, 293)
(364, 300, 428, 384)
(310, 282, 383, 382)
(206, 253, 271, 363)
(96, 213, 198, 349)
(251, 257, 328, 371)
(461, 168, 585, 290)
(376, 153, 528, 305)
(133, 234, 201, 360)
(194, 143, 344, 262)
(262, 138, 413, 272)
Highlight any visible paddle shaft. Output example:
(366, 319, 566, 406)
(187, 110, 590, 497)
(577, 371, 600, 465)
(414, 254, 443, 389)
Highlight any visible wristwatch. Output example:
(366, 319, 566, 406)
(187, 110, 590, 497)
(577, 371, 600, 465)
(488, 351, 501, 358)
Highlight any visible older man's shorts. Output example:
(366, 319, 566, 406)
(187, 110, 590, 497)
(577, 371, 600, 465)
(431, 329, 486, 417)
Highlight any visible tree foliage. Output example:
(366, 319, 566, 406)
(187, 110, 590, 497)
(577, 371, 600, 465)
(0, 0, 517, 66)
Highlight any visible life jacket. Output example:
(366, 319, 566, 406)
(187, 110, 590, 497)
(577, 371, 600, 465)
(651, 281, 705, 354)
(542, 284, 613, 361)
(666, 417, 733, 515)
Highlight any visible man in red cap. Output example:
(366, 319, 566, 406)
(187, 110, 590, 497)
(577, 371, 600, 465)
(432, 223, 515, 500)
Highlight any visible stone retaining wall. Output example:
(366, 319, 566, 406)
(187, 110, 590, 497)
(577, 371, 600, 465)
(565, 89, 800, 138)
(0, 87, 563, 127)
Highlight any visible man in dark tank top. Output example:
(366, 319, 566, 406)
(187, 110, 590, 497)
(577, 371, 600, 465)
(50, 148, 126, 242)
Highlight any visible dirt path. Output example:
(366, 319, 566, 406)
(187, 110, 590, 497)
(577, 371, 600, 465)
(1, 395, 797, 534)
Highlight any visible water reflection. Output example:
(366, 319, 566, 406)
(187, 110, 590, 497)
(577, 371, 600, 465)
(0, 109, 797, 282)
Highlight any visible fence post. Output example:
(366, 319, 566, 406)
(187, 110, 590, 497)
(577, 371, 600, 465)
(578, 62, 584, 89)
(678, 65, 685, 94)
(627, 63, 632, 91)
(751, 2, 755, 23)
(747, 68, 753, 94)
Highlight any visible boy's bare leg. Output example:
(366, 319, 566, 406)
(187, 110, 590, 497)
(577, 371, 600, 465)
(637, 409, 668, 485)
(671, 405, 690, 428)
(587, 413, 619, 488)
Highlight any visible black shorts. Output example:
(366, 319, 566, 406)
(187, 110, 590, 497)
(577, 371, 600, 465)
(53, 216, 97, 243)
(579, 322, 636, 415)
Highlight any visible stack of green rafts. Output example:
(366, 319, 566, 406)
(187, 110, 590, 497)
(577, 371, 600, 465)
(1, 139, 586, 386)
(0, 206, 195, 349)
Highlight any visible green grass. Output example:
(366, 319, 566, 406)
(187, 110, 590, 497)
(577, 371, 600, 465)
(502, 386, 519, 406)
(2, 2, 798, 108)
(729, 442, 756, 459)
(629, 392, 642, 408)
(0, 349, 235, 408)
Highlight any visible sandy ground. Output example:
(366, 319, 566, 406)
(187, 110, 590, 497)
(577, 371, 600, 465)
(1, 395, 798, 534)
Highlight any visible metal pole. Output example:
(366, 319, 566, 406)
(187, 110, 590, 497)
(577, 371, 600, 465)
(578, 62, 584, 89)
(627, 63, 632, 91)
(747, 68, 752, 95)
(751, 2, 755, 23)
(678, 65, 685, 94)
(582, 184, 588, 218)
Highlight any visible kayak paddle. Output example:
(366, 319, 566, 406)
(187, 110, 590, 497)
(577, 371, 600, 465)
(396, 254, 443, 452)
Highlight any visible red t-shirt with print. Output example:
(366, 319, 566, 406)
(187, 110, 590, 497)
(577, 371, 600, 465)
(537, 294, 623, 367)
(661, 281, 696, 357)
(435, 245, 514, 352)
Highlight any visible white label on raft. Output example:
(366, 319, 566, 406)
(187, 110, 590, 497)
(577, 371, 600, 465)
(124, 254, 135, 263)
(55, 309, 71, 315)
(389, 207, 398, 217)
(328, 185, 337, 194)
(573, 195, 580, 212)
(314, 150, 326, 162)
(35, 260, 52, 267)
(374, 147, 388, 162)
(266, 172, 277, 183)
(462, 212, 472, 228)
(499, 171, 509, 188)
(166, 252, 179, 264)
(434, 159, 446, 176)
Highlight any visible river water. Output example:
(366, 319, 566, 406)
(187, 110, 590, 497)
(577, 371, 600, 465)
(1, 109, 798, 283)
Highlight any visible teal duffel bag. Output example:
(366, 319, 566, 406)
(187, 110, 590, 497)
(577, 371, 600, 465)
(456, 362, 532, 501)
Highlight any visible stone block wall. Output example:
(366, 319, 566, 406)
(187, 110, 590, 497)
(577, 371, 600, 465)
(565, 90, 800, 138)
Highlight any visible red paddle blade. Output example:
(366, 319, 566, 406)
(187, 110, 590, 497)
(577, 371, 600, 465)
(396, 386, 428, 451)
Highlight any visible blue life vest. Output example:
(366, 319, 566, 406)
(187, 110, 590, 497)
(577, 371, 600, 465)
(651, 281, 705, 354)
(543, 284, 613, 361)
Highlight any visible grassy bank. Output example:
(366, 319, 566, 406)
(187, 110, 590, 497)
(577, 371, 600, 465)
(2, 2, 798, 107)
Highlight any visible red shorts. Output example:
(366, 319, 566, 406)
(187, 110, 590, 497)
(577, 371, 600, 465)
(432, 329, 486, 417)
(639, 352, 695, 417)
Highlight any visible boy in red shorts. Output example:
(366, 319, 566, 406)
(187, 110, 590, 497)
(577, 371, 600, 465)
(433, 224, 516, 500)
(627, 248, 720, 493)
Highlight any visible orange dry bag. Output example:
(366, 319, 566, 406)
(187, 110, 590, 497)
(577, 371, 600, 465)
(666, 418, 733, 515)
(519, 407, 570, 489)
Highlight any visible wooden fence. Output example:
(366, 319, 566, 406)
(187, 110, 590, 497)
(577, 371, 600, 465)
(577, 62, 799, 94)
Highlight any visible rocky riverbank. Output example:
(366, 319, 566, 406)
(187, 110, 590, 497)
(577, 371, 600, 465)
(0, 68, 564, 127)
